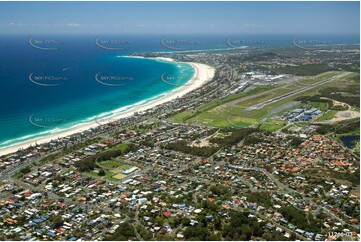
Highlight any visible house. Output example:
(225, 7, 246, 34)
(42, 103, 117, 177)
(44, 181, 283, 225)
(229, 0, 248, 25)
(291, 108, 304, 115)
(280, 218, 288, 224)
(305, 232, 315, 239)
(162, 211, 172, 218)
(265, 223, 274, 229)
(299, 115, 312, 121)
(284, 232, 291, 238)
(315, 234, 323, 241)
(276, 227, 284, 233)
(190, 220, 198, 226)
(248, 202, 257, 210)
(177, 233, 184, 239)
(47, 231, 56, 238)
(288, 223, 297, 230)
(206, 215, 214, 222)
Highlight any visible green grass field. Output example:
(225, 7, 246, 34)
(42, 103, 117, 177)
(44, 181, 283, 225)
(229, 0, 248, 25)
(96, 158, 131, 169)
(170, 71, 355, 129)
(111, 143, 130, 153)
(88, 158, 133, 181)
(316, 110, 338, 121)
(306, 101, 329, 111)
(260, 120, 287, 132)
(87, 169, 122, 182)
(170, 85, 279, 123)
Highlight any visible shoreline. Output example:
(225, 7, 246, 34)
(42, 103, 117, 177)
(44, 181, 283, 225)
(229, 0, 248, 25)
(0, 57, 215, 156)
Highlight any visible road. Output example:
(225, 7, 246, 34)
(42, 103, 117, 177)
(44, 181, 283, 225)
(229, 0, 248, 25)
(261, 169, 296, 193)
(230, 207, 310, 241)
(260, 169, 352, 227)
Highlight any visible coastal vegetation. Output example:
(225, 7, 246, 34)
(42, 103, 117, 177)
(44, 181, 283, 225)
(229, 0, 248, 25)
(315, 118, 360, 135)
(163, 128, 257, 157)
(38, 137, 103, 164)
(163, 140, 219, 158)
(272, 64, 335, 76)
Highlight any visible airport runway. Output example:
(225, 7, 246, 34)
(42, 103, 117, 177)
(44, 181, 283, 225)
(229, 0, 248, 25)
(246, 72, 351, 110)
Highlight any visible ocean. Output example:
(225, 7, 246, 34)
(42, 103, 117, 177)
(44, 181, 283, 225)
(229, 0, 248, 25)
(0, 34, 359, 150)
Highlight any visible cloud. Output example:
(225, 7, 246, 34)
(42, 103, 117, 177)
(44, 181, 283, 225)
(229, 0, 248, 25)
(0, 22, 83, 28)
(8, 22, 25, 26)
(66, 23, 81, 27)
(243, 23, 261, 28)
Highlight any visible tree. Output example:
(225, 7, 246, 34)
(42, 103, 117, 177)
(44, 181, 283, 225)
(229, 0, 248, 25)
(222, 211, 262, 240)
(184, 225, 209, 240)
(182, 217, 191, 226)
(289, 136, 303, 147)
(98, 169, 106, 176)
(208, 233, 222, 241)
(51, 215, 63, 229)
(104, 222, 136, 241)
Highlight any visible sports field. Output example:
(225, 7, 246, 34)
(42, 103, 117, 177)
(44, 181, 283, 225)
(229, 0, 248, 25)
(87, 158, 134, 181)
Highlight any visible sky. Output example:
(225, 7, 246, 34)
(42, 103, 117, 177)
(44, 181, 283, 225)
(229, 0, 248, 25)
(0, 1, 359, 35)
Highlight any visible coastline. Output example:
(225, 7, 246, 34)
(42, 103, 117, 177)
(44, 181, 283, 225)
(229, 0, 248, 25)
(0, 57, 215, 156)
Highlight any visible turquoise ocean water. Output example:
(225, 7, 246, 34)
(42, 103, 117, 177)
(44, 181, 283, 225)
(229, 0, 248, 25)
(0, 34, 358, 150)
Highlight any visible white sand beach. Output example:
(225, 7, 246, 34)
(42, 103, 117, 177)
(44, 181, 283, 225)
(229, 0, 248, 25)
(0, 58, 215, 156)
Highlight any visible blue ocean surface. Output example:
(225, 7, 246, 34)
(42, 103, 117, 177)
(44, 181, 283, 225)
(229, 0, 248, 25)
(0, 35, 196, 148)
(0, 34, 359, 150)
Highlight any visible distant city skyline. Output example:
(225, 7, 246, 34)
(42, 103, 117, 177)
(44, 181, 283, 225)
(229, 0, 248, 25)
(0, 1, 359, 35)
